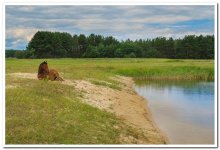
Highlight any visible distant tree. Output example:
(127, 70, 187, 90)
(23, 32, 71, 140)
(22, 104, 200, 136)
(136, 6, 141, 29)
(124, 52, 136, 58)
(6, 50, 18, 58)
(145, 48, 160, 58)
(24, 48, 35, 58)
(105, 44, 117, 58)
(15, 51, 25, 59)
(60, 32, 74, 56)
(83, 45, 99, 58)
(78, 34, 88, 57)
(166, 37, 175, 58)
(114, 48, 123, 58)
(96, 43, 106, 57)
(70, 34, 81, 58)
(103, 36, 119, 46)
(27, 31, 53, 58)
(152, 37, 167, 57)
(25, 31, 214, 59)
(51, 33, 66, 57)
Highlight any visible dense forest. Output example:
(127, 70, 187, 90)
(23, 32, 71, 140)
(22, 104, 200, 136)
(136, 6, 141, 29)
(6, 31, 214, 59)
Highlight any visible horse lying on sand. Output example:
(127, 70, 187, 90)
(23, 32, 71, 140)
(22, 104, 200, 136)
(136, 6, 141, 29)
(38, 61, 64, 81)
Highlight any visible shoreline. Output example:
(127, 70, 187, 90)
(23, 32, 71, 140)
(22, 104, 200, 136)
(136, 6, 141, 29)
(67, 75, 169, 144)
(113, 76, 170, 144)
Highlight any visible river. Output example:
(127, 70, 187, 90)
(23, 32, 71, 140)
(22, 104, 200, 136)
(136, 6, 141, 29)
(134, 80, 214, 144)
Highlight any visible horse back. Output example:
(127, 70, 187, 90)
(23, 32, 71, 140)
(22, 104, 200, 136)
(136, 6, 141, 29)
(48, 69, 64, 81)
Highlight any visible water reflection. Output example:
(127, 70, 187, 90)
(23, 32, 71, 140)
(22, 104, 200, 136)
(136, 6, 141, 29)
(134, 80, 214, 144)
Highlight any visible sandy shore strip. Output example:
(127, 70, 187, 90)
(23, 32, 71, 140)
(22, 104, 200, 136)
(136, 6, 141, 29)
(7, 73, 168, 144)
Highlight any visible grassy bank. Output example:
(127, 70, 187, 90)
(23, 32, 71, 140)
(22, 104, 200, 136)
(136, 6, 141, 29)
(5, 58, 214, 144)
(6, 77, 150, 144)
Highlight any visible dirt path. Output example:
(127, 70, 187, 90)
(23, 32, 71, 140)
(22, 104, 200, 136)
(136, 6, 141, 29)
(7, 73, 168, 144)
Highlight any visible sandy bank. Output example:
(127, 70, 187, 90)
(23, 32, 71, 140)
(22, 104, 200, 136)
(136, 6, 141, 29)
(7, 73, 168, 144)
(72, 76, 168, 144)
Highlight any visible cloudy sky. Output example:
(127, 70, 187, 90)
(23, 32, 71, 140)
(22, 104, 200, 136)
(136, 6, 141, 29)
(6, 5, 214, 50)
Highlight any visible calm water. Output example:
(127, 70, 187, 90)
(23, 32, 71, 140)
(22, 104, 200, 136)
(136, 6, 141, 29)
(134, 80, 215, 144)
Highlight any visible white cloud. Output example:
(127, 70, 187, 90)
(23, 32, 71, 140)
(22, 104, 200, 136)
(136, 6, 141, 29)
(5, 5, 214, 49)
(6, 28, 38, 42)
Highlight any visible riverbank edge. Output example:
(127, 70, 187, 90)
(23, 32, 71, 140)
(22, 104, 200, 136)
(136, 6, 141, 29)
(116, 76, 170, 144)
(63, 75, 170, 144)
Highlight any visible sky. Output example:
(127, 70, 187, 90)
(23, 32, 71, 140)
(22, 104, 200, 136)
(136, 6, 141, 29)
(5, 5, 215, 50)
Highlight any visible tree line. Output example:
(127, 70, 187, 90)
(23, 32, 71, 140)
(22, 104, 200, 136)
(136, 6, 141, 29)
(6, 31, 214, 59)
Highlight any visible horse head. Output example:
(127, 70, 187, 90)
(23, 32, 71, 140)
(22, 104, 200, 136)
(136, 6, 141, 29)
(38, 61, 49, 79)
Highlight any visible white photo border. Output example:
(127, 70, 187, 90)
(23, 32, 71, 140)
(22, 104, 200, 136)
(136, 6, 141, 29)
(2, 2, 218, 148)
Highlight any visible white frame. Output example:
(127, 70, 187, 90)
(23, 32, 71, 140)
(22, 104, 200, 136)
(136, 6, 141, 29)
(2, 2, 218, 148)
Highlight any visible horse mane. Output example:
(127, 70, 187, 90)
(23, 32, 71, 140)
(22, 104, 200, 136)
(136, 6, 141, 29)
(38, 61, 48, 74)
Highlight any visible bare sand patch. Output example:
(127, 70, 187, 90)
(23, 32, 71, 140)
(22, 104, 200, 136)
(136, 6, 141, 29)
(8, 73, 37, 80)
(6, 73, 37, 89)
(62, 79, 114, 112)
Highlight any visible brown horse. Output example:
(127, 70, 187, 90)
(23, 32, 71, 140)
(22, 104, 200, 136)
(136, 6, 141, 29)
(38, 61, 64, 81)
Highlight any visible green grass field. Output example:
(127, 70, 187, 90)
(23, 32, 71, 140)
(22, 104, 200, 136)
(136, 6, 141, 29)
(5, 58, 214, 144)
(6, 58, 214, 80)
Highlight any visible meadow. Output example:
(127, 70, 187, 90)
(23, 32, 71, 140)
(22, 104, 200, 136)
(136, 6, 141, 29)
(6, 58, 214, 80)
(5, 58, 214, 144)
